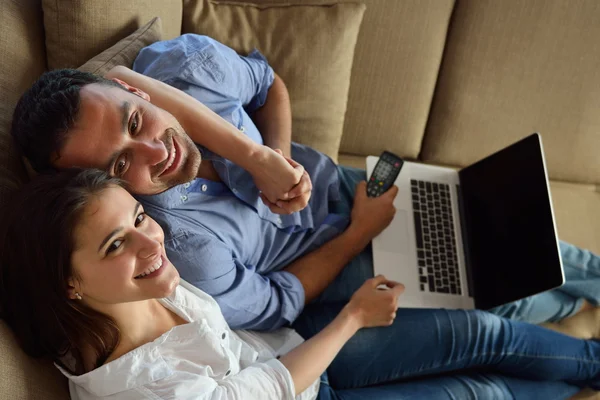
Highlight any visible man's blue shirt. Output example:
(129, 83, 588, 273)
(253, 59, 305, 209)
(133, 34, 348, 330)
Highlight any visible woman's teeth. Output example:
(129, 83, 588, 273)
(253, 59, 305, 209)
(135, 257, 164, 279)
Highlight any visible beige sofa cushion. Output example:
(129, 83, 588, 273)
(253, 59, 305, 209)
(228, 0, 455, 162)
(0, 7, 64, 400)
(0, 0, 46, 201)
(422, 0, 600, 185)
(0, 322, 68, 399)
(182, 0, 366, 162)
(550, 181, 600, 255)
(79, 17, 163, 75)
(43, 0, 182, 70)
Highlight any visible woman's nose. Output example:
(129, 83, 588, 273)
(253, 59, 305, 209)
(137, 234, 162, 260)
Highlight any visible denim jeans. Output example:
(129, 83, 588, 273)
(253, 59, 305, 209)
(293, 305, 596, 399)
(295, 166, 600, 399)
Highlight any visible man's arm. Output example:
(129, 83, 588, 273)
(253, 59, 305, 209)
(251, 73, 292, 158)
(284, 181, 399, 303)
(105, 66, 303, 205)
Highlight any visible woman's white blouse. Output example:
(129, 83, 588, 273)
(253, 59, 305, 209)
(57, 281, 320, 400)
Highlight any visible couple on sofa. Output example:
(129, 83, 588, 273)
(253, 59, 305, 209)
(2, 34, 600, 399)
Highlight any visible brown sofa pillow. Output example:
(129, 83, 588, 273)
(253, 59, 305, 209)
(42, 0, 182, 70)
(78, 17, 163, 75)
(182, 0, 366, 162)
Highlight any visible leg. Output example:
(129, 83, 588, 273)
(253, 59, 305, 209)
(294, 303, 600, 390)
(318, 373, 581, 400)
(490, 242, 600, 324)
(311, 165, 373, 304)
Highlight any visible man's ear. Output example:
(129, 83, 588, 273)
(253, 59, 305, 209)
(109, 77, 151, 102)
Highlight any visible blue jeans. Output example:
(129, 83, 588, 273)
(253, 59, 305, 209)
(293, 304, 598, 399)
(296, 165, 600, 399)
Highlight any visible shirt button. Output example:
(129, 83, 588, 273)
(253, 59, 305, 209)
(232, 188, 238, 194)
(181, 195, 188, 202)
(239, 126, 245, 133)
(276, 217, 283, 225)
(201, 184, 208, 192)
(221, 332, 227, 340)
(183, 182, 191, 189)
(225, 370, 231, 376)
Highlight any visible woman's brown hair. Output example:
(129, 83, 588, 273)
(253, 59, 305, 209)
(0, 168, 126, 375)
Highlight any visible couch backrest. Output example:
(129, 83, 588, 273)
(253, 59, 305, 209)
(422, 0, 600, 184)
(0, 2, 70, 397)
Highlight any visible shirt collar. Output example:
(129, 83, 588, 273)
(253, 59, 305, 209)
(56, 340, 173, 397)
(55, 286, 201, 397)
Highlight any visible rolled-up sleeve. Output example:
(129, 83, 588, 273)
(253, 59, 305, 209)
(167, 231, 305, 330)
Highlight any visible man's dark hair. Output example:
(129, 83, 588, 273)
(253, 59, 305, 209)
(11, 69, 123, 173)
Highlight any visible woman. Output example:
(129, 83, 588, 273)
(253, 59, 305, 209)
(1, 168, 599, 400)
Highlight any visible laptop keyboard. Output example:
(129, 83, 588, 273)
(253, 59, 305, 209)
(410, 179, 462, 295)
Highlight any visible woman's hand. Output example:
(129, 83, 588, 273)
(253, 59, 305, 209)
(252, 147, 312, 213)
(257, 149, 312, 214)
(345, 275, 405, 328)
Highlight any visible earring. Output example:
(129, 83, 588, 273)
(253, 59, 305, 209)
(75, 292, 82, 300)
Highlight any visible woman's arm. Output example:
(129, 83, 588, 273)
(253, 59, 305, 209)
(105, 66, 306, 208)
(279, 276, 405, 394)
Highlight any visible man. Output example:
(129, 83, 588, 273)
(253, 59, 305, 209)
(12, 35, 600, 336)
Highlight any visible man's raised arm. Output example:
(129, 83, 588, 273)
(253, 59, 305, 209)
(105, 65, 303, 208)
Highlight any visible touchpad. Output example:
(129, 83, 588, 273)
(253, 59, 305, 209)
(376, 210, 410, 255)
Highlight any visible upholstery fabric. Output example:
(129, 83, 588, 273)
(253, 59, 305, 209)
(0, 0, 46, 201)
(182, 0, 366, 162)
(222, 0, 455, 161)
(79, 17, 164, 75)
(43, 0, 182, 69)
(422, 0, 600, 184)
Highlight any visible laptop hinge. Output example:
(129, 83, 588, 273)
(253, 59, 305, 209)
(456, 184, 476, 302)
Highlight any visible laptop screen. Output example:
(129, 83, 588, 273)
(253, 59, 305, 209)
(458, 133, 564, 310)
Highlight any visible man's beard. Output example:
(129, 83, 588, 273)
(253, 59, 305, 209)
(157, 127, 201, 190)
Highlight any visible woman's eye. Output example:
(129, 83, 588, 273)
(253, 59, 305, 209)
(106, 239, 123, 255)
(135, 213, 146, 227)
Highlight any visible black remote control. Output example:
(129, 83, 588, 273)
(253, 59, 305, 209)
(367, 151, 404, 197)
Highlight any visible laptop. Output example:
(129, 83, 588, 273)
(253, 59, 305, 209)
(366, 133, 564, 310)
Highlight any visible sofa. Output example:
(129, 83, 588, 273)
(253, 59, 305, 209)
(0, 0, 598, 398)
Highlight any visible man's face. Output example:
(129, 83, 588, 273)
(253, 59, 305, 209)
(53, 83, 201, 195)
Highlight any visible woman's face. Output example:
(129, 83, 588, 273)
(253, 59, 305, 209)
(69, 185, 179, 306)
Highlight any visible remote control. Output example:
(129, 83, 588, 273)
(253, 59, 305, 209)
(367, 151, 404, 197)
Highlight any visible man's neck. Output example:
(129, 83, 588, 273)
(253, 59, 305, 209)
(196, 159, 221, 182)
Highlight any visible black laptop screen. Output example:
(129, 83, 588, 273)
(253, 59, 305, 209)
(458, 133, 564, 310)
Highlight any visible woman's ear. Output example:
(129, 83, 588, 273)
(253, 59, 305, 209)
(67, 279, 81, 300)
(109, 78, 151, 102)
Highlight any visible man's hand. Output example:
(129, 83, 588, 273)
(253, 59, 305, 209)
(348, 181, 399, 244)
(259, 149, 312, 214)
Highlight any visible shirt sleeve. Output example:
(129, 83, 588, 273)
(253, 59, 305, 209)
(150, 359, 295, 400)
(133, 34, 275, 114)
(167, 231, 305, 331)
